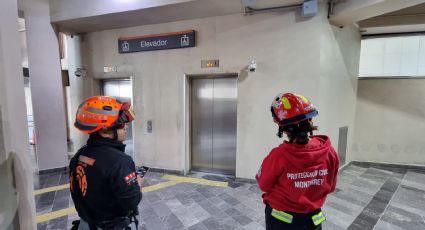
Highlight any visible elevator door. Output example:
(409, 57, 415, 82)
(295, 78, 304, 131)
(102, 79, 134, 158)
(191, 77, 237, 175)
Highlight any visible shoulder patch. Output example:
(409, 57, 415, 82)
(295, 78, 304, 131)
(124, 172, 137, 185)
(78, 155, 96, 166)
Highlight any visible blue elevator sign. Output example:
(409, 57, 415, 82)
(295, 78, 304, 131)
(118, 30, 196, 53)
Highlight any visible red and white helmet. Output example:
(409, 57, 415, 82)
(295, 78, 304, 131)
(271, 93, 318, 126)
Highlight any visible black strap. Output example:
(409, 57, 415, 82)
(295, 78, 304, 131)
(131, 212, 139, 230)
(70, 220, 80, 230)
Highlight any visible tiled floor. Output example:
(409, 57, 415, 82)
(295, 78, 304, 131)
(34, 163, 425, 230)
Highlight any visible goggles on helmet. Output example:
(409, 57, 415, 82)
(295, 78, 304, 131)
(111, 102, 135, 129)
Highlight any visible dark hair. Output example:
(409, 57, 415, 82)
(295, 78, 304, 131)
(91, 126, 121, 140)
(278, 119, 318, 145)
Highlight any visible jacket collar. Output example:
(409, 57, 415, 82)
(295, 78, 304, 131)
(87, 133, 126, 152)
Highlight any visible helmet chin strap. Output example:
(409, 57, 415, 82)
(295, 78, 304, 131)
(277, 126, 284, 138)
(113, 129, 119, 141)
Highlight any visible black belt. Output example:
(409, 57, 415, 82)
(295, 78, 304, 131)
(98, 217, 131, 230)
(98, 213, 138, 230)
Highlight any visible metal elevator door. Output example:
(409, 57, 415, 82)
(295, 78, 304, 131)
(102, 79, 134, 158)
(191, 77, 237, 175)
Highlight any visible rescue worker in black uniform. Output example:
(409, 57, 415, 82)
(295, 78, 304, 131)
(70, 96, 143, 230)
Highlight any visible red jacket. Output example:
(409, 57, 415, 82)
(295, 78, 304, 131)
(256, 135, 339, 213)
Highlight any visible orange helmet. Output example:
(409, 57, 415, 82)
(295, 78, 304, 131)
(74, 96, 135, 134)
(271, 93, 318, 126)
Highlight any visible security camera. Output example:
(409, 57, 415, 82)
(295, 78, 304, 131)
(248, 60, 257, 72)
(74, 68, 86, 77)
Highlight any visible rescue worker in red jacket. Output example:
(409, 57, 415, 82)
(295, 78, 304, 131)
(256, 93, 339, 230)
(70, 96, 143, 230)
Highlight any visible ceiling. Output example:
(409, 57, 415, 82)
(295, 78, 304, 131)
(51, 0, 304, 33)
(20, 0, 425, 35)
(358, 3, 425, 35)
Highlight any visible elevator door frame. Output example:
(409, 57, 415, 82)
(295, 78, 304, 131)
(100, 77, 135, 159)
(186, 74, 238, 176)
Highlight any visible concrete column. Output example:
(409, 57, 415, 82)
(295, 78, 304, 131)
(24, 0, 68, 171)
(0, 0, 36, 229)
(67, 35, 88, 151)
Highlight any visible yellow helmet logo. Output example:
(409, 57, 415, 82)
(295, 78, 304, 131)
(281, 97, 291, 109)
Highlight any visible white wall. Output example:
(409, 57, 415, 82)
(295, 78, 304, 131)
(0, 0, 36, 229)
(352, 79, 425, 165)
(81, 2, 360, 178)
(359, 36, 425, 77)
(354, 36, 425, 166)
(24, 0, 68, 171)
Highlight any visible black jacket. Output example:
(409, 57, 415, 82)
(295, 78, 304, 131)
(69, 134, 142, 223)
